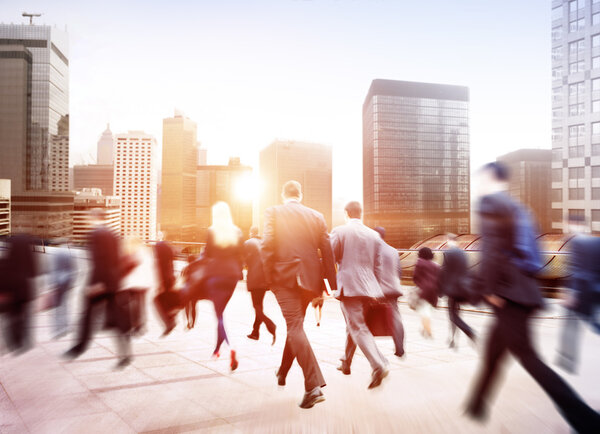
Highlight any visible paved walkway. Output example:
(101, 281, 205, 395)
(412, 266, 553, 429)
(1, 282, 599, 433)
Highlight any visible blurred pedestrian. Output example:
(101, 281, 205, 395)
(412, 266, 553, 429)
(331, 202, 389, 389)
(262, 180, 337, 409)
(243, 226, 276, 343)
(154, 237, 177, 335)
(64, 209, 131, 368)
(2, 233, 37, 353)
(556, 214, 600, 374)
(439, 233, 476, 349)
(311, 294, 324, 327)
(465, 162, 600, 433)
(203, 201, 243, 371)
(413, 247, 439, 339)
(373, 226, 405, 358)
(50, 242, 75, 339)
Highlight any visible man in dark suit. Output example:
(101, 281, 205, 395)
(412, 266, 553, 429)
(244, 226, 276, 343)
(262, 180, 336, 409)
(65, 208, 131, 368)
(465, 162, 600, 433)
(331, 202, 389, 389)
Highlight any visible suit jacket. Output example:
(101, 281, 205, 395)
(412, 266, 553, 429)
(262, 200, 336, 295)
(244, 236, 268, 290)
(569, 234, 600, 316)
(5, 234, 37, 303)
(378, 240, 403, 298)
(88, 227, 121, 294)
(203, 227, 244, 281)
(477, 192, 543, 308)
(439, 247, 468, 299)
(155, 241, 175, 292)
(413, 258, 440, 307)
(330, 219, 384, 299)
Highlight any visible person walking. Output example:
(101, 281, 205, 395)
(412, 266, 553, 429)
(50, 243, 75, 339)
(439, 233, 476, 349)
(154, 238, 178, 336)
(203, 201, 243, 371)
(332, 202, 389, 389)
(262, 180, 337, 409)
(412, 247, 440, 339)
(465, 162, 600, 433)
(244, 226, 276, 344)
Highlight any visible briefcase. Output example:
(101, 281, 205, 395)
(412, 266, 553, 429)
(364, 300, 393, 337)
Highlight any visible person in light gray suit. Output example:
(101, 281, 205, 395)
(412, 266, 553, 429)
(331, 201, 389, 389)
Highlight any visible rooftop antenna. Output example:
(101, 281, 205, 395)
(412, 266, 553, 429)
(22, 12, 42, 25)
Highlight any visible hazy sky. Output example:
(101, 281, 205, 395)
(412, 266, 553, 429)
(1, 0, 551, 201)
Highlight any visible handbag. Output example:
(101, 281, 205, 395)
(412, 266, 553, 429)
(364, 300, 393, 337)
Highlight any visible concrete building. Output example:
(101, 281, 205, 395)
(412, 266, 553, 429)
(551, 1, 600, 233)
(362, 79, 470, 248)
(497, 149, 553, 234)
(196, 158, 253, 241)
(160, 111, 198, 242)
(259, 140, 333, 229)
(72, 188, 120, 244)
(73, 164, 114, 196)
(97, 124, 114, 165)
(10, 191, 73, 239)
(0, 179, 10, 236)
(114, 131, 158, 241)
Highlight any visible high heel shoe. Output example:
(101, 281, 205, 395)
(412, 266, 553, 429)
(230, 350, 238, 371)
(270, 326, 277, 346)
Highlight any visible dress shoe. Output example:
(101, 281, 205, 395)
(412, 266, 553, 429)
(115, 356, 131, 370)
(394, 350, 405, 359)
(275, 369, 286, 386)
(299, 387, 325, 409)
(63, 345, 83, 360)
(247, 332, 259, 341)
(161, 323, 176, 337)
(368, 367, 389, 389)
(463, 403, 488, 422)
(230, 350, 238, 371)
(337, 362, 351, 375)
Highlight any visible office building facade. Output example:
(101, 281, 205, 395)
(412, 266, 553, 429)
(497, 149, 553, 234)
(363, 79, 470, 248)
(160, 112, 198, 241)
(551, 0, 600, 233)
(196, 158, 253, 241)
(73, 164, 114, 196)
(0, 179, 10, 236)
(72, 188, 120, 244)
(259, 140, 333, 229)
(114, 131, 158, 241)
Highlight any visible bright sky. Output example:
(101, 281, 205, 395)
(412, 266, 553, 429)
(1, 0, 551, 202)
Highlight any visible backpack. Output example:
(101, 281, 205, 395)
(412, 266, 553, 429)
(511, 204, 542, 276)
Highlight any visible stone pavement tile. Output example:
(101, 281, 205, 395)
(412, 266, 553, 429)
(1, 367, 87, 400)
(131, 353, 191, 369)
(0, 384, 29, 434)
(64, 358, 130, 376)
(141, 362, 214, 381)
(26, 411, 134, 434)
(140, 417, 238, 434)
(77, 367, 154, 390)
(97, 384, 215, 432)
(14, 392, 108, 426)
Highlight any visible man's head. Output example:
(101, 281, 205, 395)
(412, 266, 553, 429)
(374, 226, 386, 240)
(476, 161, 510, 197)
(249, 226, 259, 238)
(418, 247, 434, 261)
(282, 180, 302, 202)
(344, 201, 362, 220)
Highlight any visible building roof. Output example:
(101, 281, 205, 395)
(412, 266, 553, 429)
(364, 79, 469, 110)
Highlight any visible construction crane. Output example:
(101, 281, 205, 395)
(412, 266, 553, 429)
(22, 12, 42, 25)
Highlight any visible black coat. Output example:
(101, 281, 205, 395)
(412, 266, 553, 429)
(3, 234, 37, 303)
(244, 236, 268, 290)
(203, 228, 244, 282)
(569, 234, 600, 317)
(155, 241, 175, 292)
(440, 247, 469, 300)
(88, 227, 121, 293)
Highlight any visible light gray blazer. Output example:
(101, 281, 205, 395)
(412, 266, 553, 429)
(378, 241, 403, 298)
(330, 219, 384, 299)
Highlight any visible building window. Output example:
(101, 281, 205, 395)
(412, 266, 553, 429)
(570, 0, 584, 13)
(569, 166, 585, 179)
(569, 82, 585, 96)
(592, 166, 600, 178)
(552, 208, 564, 222)
(595, 13, 600, 26)
(570, 60, 585, 73)
(593, 188, 600, 200)
(553, 168, 563, 182)
(569, 209, 585, 222)
(552, 188, 563, 202)
(569, 188, 585, 200)
(552, 127, 563, 142)
(569, 124, 585, 136)
(594, 34, 600, 47)
(552, 46, 563, 62)
(552, 26, 563, 42)
(594, 100, 600, 112)
(570, 103, 585, 115)
(593, 210, 600, 222)
(569, 39, 585, 59)
(553, 66, 563, 80)
(593, 143, 600, 155)
(569, 145, 585, 157)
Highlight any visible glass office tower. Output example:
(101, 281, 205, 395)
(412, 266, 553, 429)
(363, 79, 470, 248)
(0, 23, 69, 192)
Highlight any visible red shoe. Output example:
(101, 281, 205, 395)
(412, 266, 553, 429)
(230, 350, 238, 371)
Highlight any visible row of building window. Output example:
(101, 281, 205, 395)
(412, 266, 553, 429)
(552, 208, 600, 223)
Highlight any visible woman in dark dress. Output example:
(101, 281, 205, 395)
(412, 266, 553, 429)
(203, 201, 244, 371)
(412, 247, 440, 339)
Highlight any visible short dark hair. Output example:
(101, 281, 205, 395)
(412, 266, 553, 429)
(373, 226, 386, 240)
(418, 247, 434, 260)
(344, 201, 362, 219)
(481, 161, 510, 181)
(282, 180, 302, 199)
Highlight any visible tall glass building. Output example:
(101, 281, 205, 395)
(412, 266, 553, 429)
(0, 23, 69, 192)
(363, 79, 470, 248)
(551, 0, 600, 233)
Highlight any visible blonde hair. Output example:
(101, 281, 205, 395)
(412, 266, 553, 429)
(209, 202, 239, 247)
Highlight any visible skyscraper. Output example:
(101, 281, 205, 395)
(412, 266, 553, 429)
(73, 164, 114, 195)
(160, 111, 198, 241)
(259, 140, 333, 229)
(97, 124, 114, 165)
(0, 23, 70, 191)
(114, 131, 158, 241)
(551, 1, 600, 233)
(363, 79, 470, 248)
(497, 149, 553, 234)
